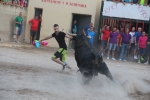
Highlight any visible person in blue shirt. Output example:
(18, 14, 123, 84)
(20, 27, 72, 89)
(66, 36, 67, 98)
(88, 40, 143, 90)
(69, 20, 77, 49)
(134, 27, 142, 59)
(83, 22, 95, 36)
(87, 26, 96, 46)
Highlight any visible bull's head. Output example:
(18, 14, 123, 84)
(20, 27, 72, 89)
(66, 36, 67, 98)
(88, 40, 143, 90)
(72, 33, 91, 49)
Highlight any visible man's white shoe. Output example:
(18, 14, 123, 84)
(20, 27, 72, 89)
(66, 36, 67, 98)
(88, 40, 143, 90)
(119, 59, 122, 61)
(112, 58, 116, 60)
(134, 56, 138, 59)
(144, 62, 148, 65)
(124, 59, 127, 62)
(107, 57, 109, 60)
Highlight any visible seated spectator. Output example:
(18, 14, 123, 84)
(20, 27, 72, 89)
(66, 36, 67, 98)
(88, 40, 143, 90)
(119, 28, 131, 61)
(138, 0, 147, 5)
(144, 37, 150, 64)
(107, 27, 119, 60)
(133, 0, 138, 4)
(2, 0, 11, 5)
(12, 0, 19, 6)
(122, 0, 132, 4)
(113, 0, 122, 3)
(138, 31, 148, 64)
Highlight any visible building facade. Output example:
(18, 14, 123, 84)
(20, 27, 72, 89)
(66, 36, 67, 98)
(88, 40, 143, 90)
(25, 0, 102, 48)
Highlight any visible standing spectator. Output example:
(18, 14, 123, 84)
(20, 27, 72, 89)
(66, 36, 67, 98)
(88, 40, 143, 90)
(28, 14, 42, 44)
(13, 12, 23, 43)
(100, 25, 111, 56)
(119, 28, 131, 61)
(138, 31, 148, 63)
(129, 27, 135, 57)
(120, 27, 124, 34)
(144, 37, 150, 64)
(107, 27, 119, 60)
(116, 29, 122, 59)
(134, 27, 142, 59)
(69, 20, 77, 49)
(87, 26, 96, 46)
(83, 22, 95, 36)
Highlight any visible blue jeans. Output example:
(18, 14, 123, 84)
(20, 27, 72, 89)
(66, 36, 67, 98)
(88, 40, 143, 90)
(119, 43, 129, 60)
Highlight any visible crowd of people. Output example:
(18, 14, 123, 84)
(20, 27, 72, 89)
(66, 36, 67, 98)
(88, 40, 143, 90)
(107, 0, 150, 6)
(100, 25, 150, 64)
(0, 0, 28, 7)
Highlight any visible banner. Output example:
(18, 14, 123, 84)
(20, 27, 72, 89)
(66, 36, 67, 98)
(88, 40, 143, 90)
(102, 1, 150, 21)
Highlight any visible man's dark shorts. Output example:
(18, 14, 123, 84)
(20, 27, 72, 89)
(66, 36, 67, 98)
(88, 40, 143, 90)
(30, 30, 37, 37)
(138, 48, 146, 56)
(101, 40, 107, 48)
(131, 43, 135, 50)
(146, 44, 150, 56)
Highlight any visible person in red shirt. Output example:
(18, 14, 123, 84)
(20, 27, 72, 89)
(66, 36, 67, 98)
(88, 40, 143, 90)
(100, 25, 111, 56)
(138, 31, 148, 63)
(28, 14, 42, 44)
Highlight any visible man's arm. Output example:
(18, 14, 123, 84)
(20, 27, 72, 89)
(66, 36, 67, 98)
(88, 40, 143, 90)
(41, 35, 53, 41)
(65, 34, 73, 39)
(67, 33, 77, 37)
(102, 25, 107, 32)
(28, 20, 32, 26)
(83, 28, 86, 35)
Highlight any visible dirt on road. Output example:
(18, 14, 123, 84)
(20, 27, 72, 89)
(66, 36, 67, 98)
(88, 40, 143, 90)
(0, 47, 150, 100)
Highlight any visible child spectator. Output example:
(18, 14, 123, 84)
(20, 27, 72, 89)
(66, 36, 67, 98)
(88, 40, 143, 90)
(138, 31, 148, 63)
(134, 27, 142, 59)
(100, 25, 111, 56)
(119, 28, 131, 61)
(87, 27, 96, 46)
(144, 37, 150, 64)
(107, 27, 119, 60)
(129, 27, 135, 57)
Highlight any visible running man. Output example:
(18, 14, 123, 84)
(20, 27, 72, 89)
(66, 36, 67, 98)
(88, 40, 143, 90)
(40, 24, 72, 71)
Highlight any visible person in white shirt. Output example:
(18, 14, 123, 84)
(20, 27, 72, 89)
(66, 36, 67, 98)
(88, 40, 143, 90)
(129, 27, 136, 58)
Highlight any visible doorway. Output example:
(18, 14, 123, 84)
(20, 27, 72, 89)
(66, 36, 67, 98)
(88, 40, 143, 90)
(34, 8, 43, 40)
(69, 14, 92, 49)
(72, 14, 92, 34)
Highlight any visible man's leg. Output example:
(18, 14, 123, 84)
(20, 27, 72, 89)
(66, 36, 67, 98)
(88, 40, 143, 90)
(69, 39, 72, 48)
(123, 44, 128, 60)
(33, 31, 37, 41)
(107, 43, 112, 59)
(138, 48, 141, 63)
(134, 45, 138, 59)
(13, 27, 18, 42)
(119, 44, 125, 60)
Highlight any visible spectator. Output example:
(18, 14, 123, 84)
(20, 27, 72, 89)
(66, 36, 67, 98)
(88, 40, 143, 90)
(87, 26, 96, 46)
(69, 20, 77, 49)
(146, 0, 150, 6)
(144, 37, 150, 64)
(138, 31, 148, 63)
(134, 27, 142, 59)
(13, 12, 23, 43)
(116, 29, 122, 59)
(122, 0, 132, 4)
(83, 22, 95, 36)
(133, 0, 138, 4)
(119, 28, 131, 61)
(107, 27, 119, 60)
(2, 0, 11, 4)
(120, 27, 124, 34)
(100, 25, 111, 56)
(29, 14, 42, 44)
(12, 0, 19, 6)
(138, 0, 147, 5)
(129, 27, 135, 57)
(113, 0, 122, 3)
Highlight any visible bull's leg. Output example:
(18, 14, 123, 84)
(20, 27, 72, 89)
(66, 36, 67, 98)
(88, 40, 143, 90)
(97, 62, 113, 81)
(84, 75, 93, 85)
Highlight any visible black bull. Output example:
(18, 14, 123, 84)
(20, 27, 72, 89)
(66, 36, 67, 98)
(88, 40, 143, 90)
(72, 34, 113, 84)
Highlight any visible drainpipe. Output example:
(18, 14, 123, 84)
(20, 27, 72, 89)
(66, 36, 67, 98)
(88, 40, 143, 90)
(97, 0, 104, 50)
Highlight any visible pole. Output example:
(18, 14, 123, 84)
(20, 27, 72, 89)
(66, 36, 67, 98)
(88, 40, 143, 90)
(96, 0, 104, 50)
